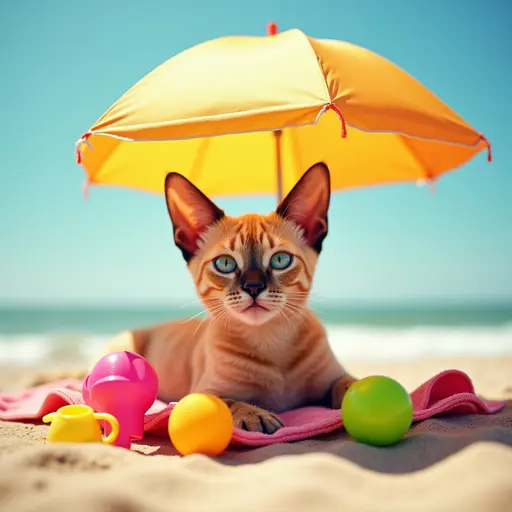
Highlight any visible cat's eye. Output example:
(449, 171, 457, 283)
(269, 251, 292, 270)
(213, 255, 238, 274)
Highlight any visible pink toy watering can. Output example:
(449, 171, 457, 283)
(83, 351, 158, 449)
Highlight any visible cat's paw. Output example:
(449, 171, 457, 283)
(330, 375, 358, 409)
(226, 400, 284, 434)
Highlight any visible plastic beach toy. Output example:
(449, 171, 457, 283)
(83, 351, 158, 449)
(43, 404, 119, 444)
(169, 393, 233, 456)
(341, 376, 413, 446)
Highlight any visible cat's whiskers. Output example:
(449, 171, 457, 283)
(178, 298, 203, 309)
(179, 308, 209, 324)
(276, 309, 286, 331)
(188, 301, 223, 336)
(208, 303, 227, 318)
(283, 304, 308, 329)
(284, 299, 309, 313)
(179, 297, 218, 309)
(278, 309, 295, 332)
(285, 291, 331, 313)
(283, 297, 307, 312)
(210, 308, 230, 329)
(223, 310, 232, 331)
(192, 316, 208, 338)
(184, 299, 223, 322)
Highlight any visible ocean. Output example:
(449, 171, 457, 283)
(1, 303, 511, 366)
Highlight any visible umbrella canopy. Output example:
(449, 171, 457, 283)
(76, 25, 491, 198)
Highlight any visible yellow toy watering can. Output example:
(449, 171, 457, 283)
(42, 405, 119, 444)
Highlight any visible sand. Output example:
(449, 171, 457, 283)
(0, 356, 511, 512)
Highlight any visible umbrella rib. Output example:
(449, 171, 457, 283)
(301, 33, 332, 104)
(188, 137, 212, 186)
(397, 135, 435, 183)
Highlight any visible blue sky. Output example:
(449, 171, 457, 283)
(0, 0, 510, 306)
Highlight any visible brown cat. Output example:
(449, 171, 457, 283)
(105, 162, 357, 434)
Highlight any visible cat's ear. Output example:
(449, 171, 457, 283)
(275, 162, 331, 253)
(165, 173, 225, 262)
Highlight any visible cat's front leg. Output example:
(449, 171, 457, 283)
(222, 399, 284, 434)
(328, 374, 358, 409)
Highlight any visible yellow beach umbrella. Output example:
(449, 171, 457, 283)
(75, 23, 491, 200)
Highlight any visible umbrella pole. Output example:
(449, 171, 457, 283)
(274, 129, 283, 203)
(268, 22, 283, 204)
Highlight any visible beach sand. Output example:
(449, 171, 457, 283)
(0, 356, 511, 511)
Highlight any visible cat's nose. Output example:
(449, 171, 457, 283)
(240, 267, 268, 298)
(242, 281, 266, 298)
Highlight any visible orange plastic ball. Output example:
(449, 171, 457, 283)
(168, 393, 233, 456)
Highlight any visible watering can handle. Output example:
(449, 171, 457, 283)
(93, 412, 120, 444)
(42, 412, 56, 423)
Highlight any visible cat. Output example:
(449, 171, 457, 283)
(105, 162, 357, 434)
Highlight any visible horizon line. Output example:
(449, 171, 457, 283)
(1, 298, 512, 310)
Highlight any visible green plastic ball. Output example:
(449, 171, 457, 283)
(341, 376, 413, 446)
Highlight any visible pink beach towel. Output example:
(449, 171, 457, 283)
(0, 370, 505, 447)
